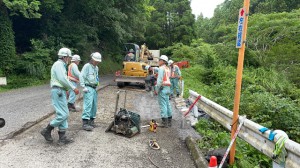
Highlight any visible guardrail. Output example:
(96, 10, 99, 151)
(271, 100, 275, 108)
(188, 90, 300, 168)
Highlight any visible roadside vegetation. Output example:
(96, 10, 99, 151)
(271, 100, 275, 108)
(162, 1, 300, 167)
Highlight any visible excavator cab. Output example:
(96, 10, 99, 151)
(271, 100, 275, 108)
(123, 43, 140, 62)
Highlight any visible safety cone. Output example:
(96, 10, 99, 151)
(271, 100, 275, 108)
(208, 156, 218, 168)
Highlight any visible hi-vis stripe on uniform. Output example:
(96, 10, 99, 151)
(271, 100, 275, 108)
(68, 63, 79, 82)
(162, 65, 171, 86)
(171, 65, 179, 77)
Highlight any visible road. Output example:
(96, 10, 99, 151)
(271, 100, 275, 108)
(0, 75, 114, 139)
(0, 84, 200, 168)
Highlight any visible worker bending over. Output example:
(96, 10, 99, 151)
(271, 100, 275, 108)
(80, 52, 101, 131)
(41, 48, 79, 145)
(155, 55, 173, 127)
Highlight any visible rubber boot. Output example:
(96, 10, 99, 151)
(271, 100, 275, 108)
(168, 116, 172, 127)
(40, 124, 54, 142)
(68, 103, 76, 112)
(82, 119, 93, 131)
(161, 118, 168, 128)
(89, 118, 96, 128)
(58, 131, 74, 145)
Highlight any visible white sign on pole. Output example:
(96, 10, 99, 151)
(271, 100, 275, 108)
(0, 77, 7, 85)
(236, 8, 246, 48)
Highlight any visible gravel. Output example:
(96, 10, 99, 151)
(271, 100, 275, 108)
(0, 85, 199, 168)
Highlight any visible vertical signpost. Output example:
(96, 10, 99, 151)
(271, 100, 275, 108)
(230, 0, 250, 165)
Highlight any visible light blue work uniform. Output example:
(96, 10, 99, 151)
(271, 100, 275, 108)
(50, 59, 76, 131)
(80, 63, 99, 120)
(170, 65, 181, 96)
(68, 63, 81, 104)
(155, 65, 172, 118)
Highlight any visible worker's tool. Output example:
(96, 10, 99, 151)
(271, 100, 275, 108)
(149, 119, 158, 133)
(218, 116, 246, 168)
(0, 118, 5, 128)
(184, 95, 201, 117)
(180, 95, 201, 129)
(149, 138, 160, 150)
(105, 90, 140, 138)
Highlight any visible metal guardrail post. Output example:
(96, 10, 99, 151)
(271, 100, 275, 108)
(189, 90, 300, 168)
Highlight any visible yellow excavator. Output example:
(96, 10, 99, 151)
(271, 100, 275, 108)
(115, 43, 159, 88)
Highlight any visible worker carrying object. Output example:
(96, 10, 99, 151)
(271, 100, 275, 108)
(168, 60, 181, 98)
(124, 49, 135, 61)
(155, 55, 173, 127)
(79, 52, 101, 131)
(41, 47, 79, 145)
(67, 54, 81, 112)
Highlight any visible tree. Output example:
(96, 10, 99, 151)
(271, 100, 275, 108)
(0, 0, 41, 75)
(145, 0, 195, 48)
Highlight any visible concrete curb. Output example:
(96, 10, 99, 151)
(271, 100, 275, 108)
(2, 84, 110, 140)
(185, 136, 208, 168)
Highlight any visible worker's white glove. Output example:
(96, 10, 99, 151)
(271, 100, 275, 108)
(83, 87, 89, 93)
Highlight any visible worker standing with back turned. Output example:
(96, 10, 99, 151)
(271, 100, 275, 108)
(67, 54, 81, 112)
(80, 52, 102, 131)
(155, 55, 173, 127)
(168, 60, 181, 98)
(41, 47, 79, 145)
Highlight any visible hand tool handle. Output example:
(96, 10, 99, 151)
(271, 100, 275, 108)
(184, 95, 201, 117)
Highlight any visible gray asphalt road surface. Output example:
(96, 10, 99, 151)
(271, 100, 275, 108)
(0, 75, 114, 139)
(0, 86, 199, 168)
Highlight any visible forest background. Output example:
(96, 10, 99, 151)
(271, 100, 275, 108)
(0, 0, 299, 166)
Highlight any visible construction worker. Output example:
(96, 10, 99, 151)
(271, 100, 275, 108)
(41, 47, 79, 145)
(124, 49, 135, 61)
(80, 52, 101, 131)
(67, 55, 81, 112)
(145, 65, 159, 92)
(168, 60, 181, 98)
(155, 55, 173, 127)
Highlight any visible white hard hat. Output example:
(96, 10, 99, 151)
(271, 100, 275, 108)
(71, 55, 81, 61)
(91, 52, 102, 62)
(168, 60, 174, 65)
(145, 65, 150, 70)
(58, 48, 72, 58)
(159, 55, 168, 62)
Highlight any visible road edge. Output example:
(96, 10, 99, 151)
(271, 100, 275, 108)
(185, 136, 208, 168)
(2, 84, 110, 140)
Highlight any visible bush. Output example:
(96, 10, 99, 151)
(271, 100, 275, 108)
(15, 39, 53, 79)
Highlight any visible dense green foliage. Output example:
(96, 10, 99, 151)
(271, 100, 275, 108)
(166, 38, 300, 142)
(0, 3, 16, 76)
(0, 0, 195, 88)
(145, 0, 195, 48)
(196, 118, 270, 167)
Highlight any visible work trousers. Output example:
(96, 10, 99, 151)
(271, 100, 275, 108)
(82, 86, 98, 120)
(170, 78, 180, 96)
(68, 81, 77, 104)
(158, 86, 172, 118)
(50, 87, 69, 131)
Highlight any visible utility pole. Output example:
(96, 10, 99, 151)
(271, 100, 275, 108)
(230, 0, 250, 165)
